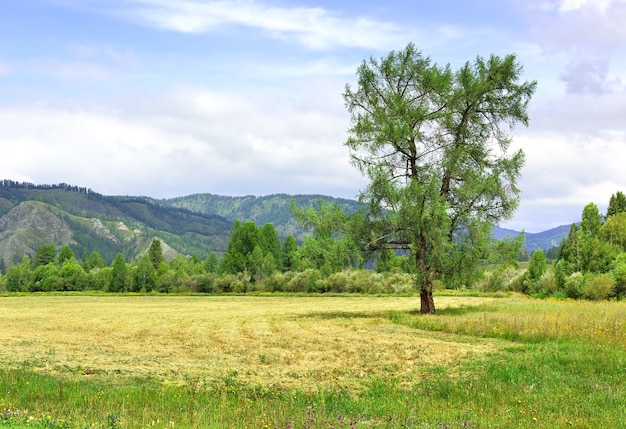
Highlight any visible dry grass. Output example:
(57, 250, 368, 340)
(0, 295, 501, 392)
(416, 296, 626, 348)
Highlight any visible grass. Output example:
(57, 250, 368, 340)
(1, 294, 625, 428)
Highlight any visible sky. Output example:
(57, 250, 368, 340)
(1, 0, 625, 233)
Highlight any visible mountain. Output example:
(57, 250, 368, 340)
(162, 193, 363, 241)
(0, 180, 569, 269)
(0, 182, 232, 267)
(492, 224, 571, 253)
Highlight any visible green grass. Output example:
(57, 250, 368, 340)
(1, 294, 625, 428)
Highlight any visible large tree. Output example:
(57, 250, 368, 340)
(343, 43, 536, 313)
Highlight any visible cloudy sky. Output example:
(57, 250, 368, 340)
(1, 0, 625, 232)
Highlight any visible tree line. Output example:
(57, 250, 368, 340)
(486, 191, 626, 300)
(0, 219, 420, 295)
(0, 179, 96, 195)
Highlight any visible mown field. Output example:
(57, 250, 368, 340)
(1, 294, 625, 428)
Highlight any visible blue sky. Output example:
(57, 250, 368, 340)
(1, 0, 625, 232)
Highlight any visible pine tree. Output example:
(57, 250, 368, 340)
(148, 239, 165, 270)
(607, 191, 626, 217)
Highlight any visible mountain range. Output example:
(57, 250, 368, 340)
(0, 181, 569, 268)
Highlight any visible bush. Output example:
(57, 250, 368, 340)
(611, 253, 626, 298)
(527, 271, 559, 297)
(506, 270, 526, 293)
(346, 270, 377, 293)
(483, 264, 519, 292)
(194, 273, 217, 293)
(326, 271, 350, 293)
(383, 272, 415, 294)
(564, 272, 584, 299)
(582, 273, 615, 300)
(287, 269, 322, 293)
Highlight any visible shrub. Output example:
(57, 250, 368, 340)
(346, 270, 378, 293)
(195, 273, 217, 293)
(326, 271, 350, 293)
(483, 264, 519, 292)
(383, 272, 415, 294)
(214, 274, 243, 293)
(582, 273, 615, 300)
(506, 270, 526, 293)
(564, 272, 585, 299)
(287, 269, 322, 293)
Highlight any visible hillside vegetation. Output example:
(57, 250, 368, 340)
(163, 193, 362, 240)
(0, 181, 567, 270)
(0, 182, 232, 266)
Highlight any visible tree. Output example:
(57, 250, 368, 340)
(281, 235, 298, 272)
(148, 239, 165, 270)
(85, 251, 107, 271)
(109, 253, 129, 292)
(599, 212, 626, 251)
(220, 221, 261, 275)
(342, 43, 536, 313)
(293, 201, 363, 275)
(6, 264, 27, 292)
(33, 243, 56, 268)
(526, 248, 547, 290)
(58, 245, 76, 265)
(203, 252, 219, 273)
(260, 223, 282, 272)
(607, 191, 626, 218)
(133, 254, 156, 292)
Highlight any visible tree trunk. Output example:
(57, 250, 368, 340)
(420, 273, 436, 314)
(417, 233, 437, 315)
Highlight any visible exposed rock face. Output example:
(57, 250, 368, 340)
(90, 218, 117, 243)
(0, 201, 75, 263)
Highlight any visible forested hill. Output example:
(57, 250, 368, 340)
(0, 181, 568, 269)
(0, 182, 362, 268)
(492, 224, 572, 253)
(162, 193, 363, 240)
(0, 181, 232, 267)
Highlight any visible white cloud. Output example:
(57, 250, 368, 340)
(0, 83, 364, 199)
(118, 0, 411, 50)
(526, 0, 626, 54)
(505, 127, 626, 232)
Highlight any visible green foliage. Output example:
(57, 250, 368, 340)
(564, 272, 584, 299)
(554, 198, 625, 299)
(33, 243, 56, 268)
(147, 239, 165, 270)
(582, 273, 615, 300)
(109, 254, 128, 293)
(85, 251, 107, 271)
(599, 212, 626, 251)
(607, 191, 626, 217)
(165, 192, 362, 241)
(220, 221, 260, 275)
(337, 43, 535, 312)
(203, 252, 219, 273)
(526, 249, 547, 284)
(6, 264, 27, 292)
(579, 202, 602, 237)
(58, 245, 76, 265)
(612, 253, 626, 298)
(133, 254, 156, 292)
(281, 235, 298, 272)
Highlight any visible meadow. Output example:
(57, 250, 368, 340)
(1, 294, 625, 428)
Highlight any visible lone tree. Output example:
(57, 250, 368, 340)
(343, 43, 536, 313)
